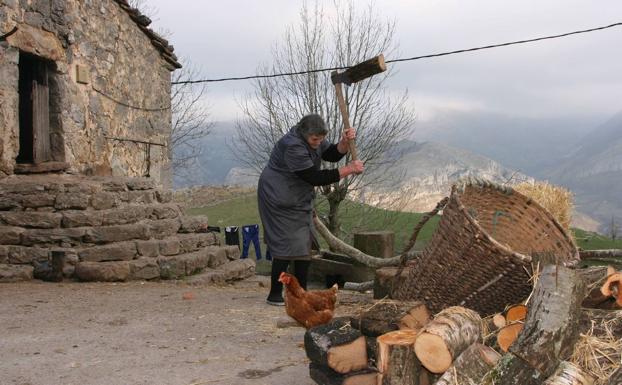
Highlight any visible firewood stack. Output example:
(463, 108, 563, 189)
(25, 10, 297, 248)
(304, 265, 622, 385)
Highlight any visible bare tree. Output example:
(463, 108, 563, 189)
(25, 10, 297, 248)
(609, 216, 620, 241)
(169, 62, 212, 180)
(234, 0, 415, 234)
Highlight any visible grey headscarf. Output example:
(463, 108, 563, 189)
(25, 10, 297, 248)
(294, 114, 328, 138)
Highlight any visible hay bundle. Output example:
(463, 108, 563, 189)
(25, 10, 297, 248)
(570, 311, 622, 385)
(514, 181, 574, 232)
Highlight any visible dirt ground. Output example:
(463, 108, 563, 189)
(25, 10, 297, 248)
(0, 276, 367, 385)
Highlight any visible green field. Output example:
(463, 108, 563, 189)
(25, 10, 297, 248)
(187, 194, 622, 254)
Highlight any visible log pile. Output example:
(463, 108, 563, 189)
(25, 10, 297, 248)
(304, 265, 622, 385)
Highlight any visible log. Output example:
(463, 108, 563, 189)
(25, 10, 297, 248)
(581, 266, 621, 309)
(579, 249, 622, 259)
(497, 323, 524, 352)
(482, 265, 587, 385)
(434, 343, 501, 385)
(601, 272, 622, 306)
(493, 313, 507, 329)
(505, 304, 528, 322)
(377, 329, 420, 385)
(344, 281, 374, 292)
(309, 363, 377, 385)
(350, 300, 429, 337)
(542, 361, 595, 385)
(304, 318, 368, 374)
(413, 306, 482, 374)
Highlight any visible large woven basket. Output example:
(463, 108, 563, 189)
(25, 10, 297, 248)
(392, 179, 580, 316)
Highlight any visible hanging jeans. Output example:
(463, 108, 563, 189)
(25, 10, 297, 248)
(225, 226, 240, 248)
(241, 224, 262, 259)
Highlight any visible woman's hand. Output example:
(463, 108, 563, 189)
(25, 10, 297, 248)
(337, 127, 356, 154)
(338, 160, 364, 178)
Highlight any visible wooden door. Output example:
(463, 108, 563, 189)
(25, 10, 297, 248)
(32, 60, 50, 163)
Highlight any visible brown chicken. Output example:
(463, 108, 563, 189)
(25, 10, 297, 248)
(278, 272, 338, 329)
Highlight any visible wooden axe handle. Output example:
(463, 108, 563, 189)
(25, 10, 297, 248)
(333, 76, 358, 161)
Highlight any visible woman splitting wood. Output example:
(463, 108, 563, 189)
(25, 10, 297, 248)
(258, 114, 364, 305)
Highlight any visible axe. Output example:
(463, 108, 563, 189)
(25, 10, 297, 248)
(330, 54, 386, 160)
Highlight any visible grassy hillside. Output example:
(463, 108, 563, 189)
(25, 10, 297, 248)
(187, 194, 622, 253)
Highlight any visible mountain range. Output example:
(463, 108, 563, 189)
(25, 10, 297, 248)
(173, 111, 622, 233)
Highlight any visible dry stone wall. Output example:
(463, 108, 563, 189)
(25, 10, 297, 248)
(0, 175, 253, 283)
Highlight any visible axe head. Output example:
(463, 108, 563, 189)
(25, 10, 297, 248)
(331, 54, 386, 86)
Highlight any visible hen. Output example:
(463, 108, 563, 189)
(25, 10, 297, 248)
(279, 272, 338, 329)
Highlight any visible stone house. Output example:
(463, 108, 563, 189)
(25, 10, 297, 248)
(1, 0, 179, 185)
(0, 1, 256, 282)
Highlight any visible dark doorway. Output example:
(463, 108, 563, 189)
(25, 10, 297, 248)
(17, 52, 52, 164)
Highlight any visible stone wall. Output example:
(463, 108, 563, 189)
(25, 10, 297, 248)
(0, 0, 174, 187)
(0, 175, 253, 283)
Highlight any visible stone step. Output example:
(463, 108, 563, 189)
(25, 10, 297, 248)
(185, 259, 256, 285)
(73, 244, 234, 282)
(0, 263, 34, 282)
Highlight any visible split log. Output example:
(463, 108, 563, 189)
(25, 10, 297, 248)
(414, 306, 482, 374)
(497, 323, 524, 352)
(309, 363, 377, 385)
(581, 266, 621, 309)
(344, 281, 374, 292)
(434, 343, 501, 385)
(607, 367, 622, 385)
(350, 300, 429, 337)
(304, 318, 368, 374)
(542, 361, 594, 385)
(505, 304, 528, 322)
(481, 265, 587, 385)
(601, 272, 622, 306)
(493, 313, 506, 329)
(377, 329, 420, 385)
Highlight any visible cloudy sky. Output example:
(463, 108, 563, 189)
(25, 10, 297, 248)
(147, 0, 622, 130)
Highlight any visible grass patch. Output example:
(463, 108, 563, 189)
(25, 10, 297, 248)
(574, 228, 622, 250)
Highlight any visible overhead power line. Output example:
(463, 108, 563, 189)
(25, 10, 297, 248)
(172, 21, 622, 86)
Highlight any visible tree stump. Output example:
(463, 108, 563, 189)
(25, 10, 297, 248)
(482, 265, 587, 385)
(542, 361, 595, 385)
(434, 343, 501, 385)
(413, 306, 482, 373)
(304, 318, 368, 374)
(377, 329, 420, 385)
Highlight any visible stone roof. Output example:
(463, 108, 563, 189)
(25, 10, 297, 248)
(112, 0, 182, 69)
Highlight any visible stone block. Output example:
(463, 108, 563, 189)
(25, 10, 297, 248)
(102, 180, 127, 192)
(179, 215, 209, 233)
(126, 191, 155, 204)
(0, 195, 21, 210)
(0, 245, 8, 264)
(90, 192, 119, 210)
(159, 238, 180, 256)
(129, 257, 160, 280)
(155, 190, 173, 203)
(198, 232, 219, 247)
(224, 245, 241, 260)
(0, 264, 34, 282)
(102, 206, 150, 226)
(8, 246, 49, 264)
(0, 226, 25, 244)
(178, 234, 201, 253)
(135, 240, 159, 258)
(55, 193, 90, 210)
(157, 255, 185, 279)
(79, 241, 137, 262)
(150, 204, 181, 220)
(62, 210, 103, 227)
(221, 259, 256, 281)
(127, 179, 156, 191)
(183, 250, 210, 276)
(1, 182, 46, 194)
(0, 211, 62, 228)
(75, 261, 130, 282)
(148, 218, 181, 239)
(21, 193, 56, 208)
(21, 228, 86, 247)
(206, 245, 228, 268)
(84, 223, 150, 244)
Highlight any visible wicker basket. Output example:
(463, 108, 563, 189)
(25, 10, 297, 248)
(392, 178, 580, 316)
